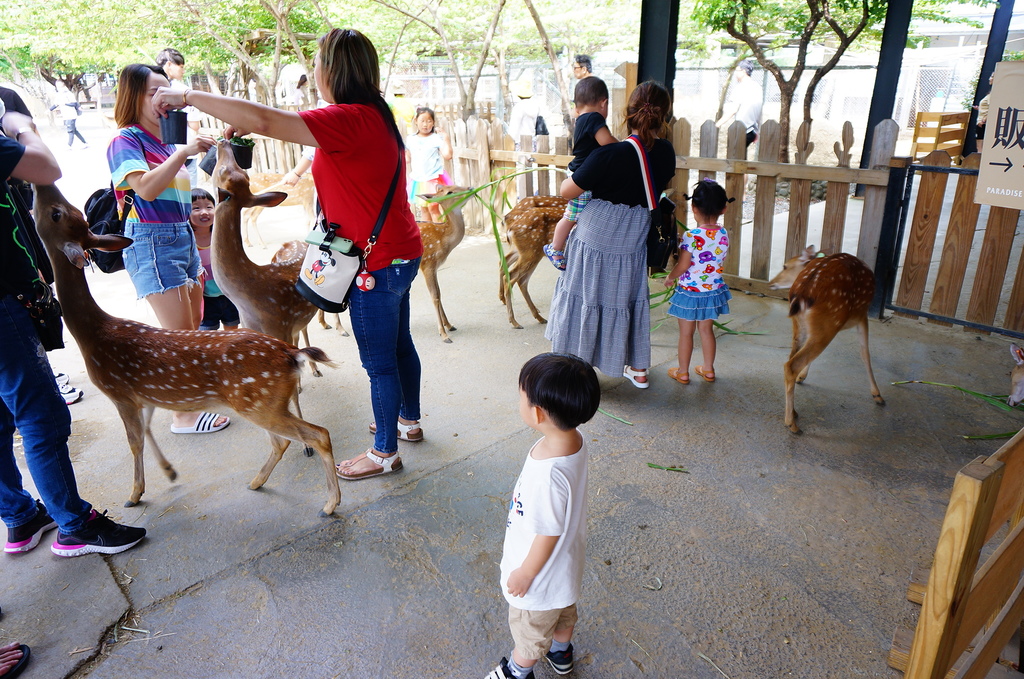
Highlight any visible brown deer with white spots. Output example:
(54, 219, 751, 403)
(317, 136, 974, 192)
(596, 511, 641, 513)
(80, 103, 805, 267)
(417, 185, 470, 343)
(498, 195, 566, 329)
(32, 183, 341, 516)
(768, 246, 884, 434)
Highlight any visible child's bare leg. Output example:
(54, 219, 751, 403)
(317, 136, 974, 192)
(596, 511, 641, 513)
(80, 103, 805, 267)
(553, 625, 574, 643)
(677, 319, 696, 373)
(511, 648, 538, 670)
(551, 217, 574, 251)
(697, 319, 716, 375)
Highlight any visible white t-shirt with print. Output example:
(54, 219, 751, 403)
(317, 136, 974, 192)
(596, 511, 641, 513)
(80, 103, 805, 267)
(405, 132, 445, 182)
(500, 437, 588, 611)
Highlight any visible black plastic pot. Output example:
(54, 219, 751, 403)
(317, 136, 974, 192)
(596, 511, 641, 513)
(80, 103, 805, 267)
(229, 141, 254, 169)
(159, 110, 188, 144)
(199, 147, 218, 175)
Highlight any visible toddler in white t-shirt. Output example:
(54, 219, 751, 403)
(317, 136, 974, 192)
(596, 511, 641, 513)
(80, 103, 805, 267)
(487, 353, 601, 679)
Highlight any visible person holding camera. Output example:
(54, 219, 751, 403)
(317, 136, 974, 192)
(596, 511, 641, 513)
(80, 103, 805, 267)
(0, 109, 146, 559)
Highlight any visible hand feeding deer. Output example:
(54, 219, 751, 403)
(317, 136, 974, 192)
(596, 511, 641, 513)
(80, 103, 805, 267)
(497, 195, 567, 329)
(768, 246, 885, 434)
(208, 139, 324, 453)
(32, 183, 341, 516)
(417, 184, 470, 343)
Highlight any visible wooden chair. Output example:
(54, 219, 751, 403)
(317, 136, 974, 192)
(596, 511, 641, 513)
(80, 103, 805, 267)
(888, 428, 1024, 678)
(910, 111, 970, 163)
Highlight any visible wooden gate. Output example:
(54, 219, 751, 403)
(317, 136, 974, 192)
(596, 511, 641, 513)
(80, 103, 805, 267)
(874, 151, 1024, 340)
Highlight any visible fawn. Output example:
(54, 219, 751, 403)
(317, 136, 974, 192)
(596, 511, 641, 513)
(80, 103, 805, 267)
(242, 172, 316, 248)
(1010, 344, 1024, 407)
(768, 246, 884, 434)
(32, 184, 341, 516)
(498, 195, 567, 329)
(417, 185, 470, 343)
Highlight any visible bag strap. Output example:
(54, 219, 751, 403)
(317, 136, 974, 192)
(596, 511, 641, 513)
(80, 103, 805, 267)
(626, 135, 658, 211)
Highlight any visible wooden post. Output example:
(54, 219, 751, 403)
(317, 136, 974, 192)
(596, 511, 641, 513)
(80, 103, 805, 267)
(698, 120, 718, 182)
(858, 119, 900, 269)
(965, 206, 1021, 330)
(820, 121, 855, 255)
(537, 135, 551, 196)
(871, 156, 913, 318)
(723, 121, 746, 276)
(671, 118, 691, 233)
(894, 150, 951, 318)
(750, 120, 781, 280)
(928, 153, 982, 326)
(784, 121, 815, 260)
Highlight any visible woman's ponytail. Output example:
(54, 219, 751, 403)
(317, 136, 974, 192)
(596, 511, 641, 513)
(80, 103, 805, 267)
(625, 81, 671, 149)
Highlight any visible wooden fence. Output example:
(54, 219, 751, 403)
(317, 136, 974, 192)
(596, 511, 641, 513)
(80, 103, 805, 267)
(434, 113, 898, 297)
(888, 428, 1024, 678)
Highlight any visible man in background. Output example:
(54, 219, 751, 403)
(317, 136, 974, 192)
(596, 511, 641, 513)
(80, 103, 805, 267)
(716, 59, 763, 148)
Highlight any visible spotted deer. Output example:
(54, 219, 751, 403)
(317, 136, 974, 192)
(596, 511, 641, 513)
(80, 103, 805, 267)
(242, 172, 316, 247)
(497, 195, 567, 329)
(271, 240, 348, 341)
(417, 185, 471, 343)
(32, 184, 341, 516)
(1010, 344, 1024, 407)
(768, 246, 884, 434)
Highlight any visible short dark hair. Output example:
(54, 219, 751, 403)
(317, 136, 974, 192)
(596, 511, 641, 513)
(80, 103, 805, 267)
(738, 59, 754, 76)
(156, 48, 185, 68)
(519, 353, 601, 431)
(574, 76, 608, 107)
(574, 55, 593, 73)
(191, 188, 215, 204)
(689, 178, 729, 217)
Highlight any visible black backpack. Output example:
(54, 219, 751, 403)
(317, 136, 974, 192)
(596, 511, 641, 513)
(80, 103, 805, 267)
(84, 185, 134, 273)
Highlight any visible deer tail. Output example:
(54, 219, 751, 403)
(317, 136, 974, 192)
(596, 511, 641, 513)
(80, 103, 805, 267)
(788, 295, 815, 317)
(297, 346, 335, 368)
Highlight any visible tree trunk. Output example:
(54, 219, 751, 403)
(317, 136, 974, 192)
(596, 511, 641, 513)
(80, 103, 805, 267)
(464, 0, 507, 117)
(521, 0, 573, 133)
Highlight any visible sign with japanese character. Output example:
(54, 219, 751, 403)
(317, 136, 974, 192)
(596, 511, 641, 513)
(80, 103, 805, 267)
(977, 62, 1024, 209)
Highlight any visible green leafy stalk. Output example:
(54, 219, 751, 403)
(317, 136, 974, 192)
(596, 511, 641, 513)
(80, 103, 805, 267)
(598, 407, 633, 425)
(647, 463, 689, 473)
(892, 380, 1024, 413)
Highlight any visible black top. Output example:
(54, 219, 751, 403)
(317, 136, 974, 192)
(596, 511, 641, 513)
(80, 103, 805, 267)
(571, 137, 675, 208)
(568, 111, 608, 172)
(0, 136, 42, 296)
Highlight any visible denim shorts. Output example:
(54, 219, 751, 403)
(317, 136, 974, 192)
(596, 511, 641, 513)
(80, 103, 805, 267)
(200, 294, 241, 330)
(123, 221, 202, 299)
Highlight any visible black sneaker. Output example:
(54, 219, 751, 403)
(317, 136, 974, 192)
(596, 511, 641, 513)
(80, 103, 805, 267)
(546, 643, 574, 675)
(484, 657, 533, 679)
(4, 501, 57, 553)
(50, 510, 145, 557)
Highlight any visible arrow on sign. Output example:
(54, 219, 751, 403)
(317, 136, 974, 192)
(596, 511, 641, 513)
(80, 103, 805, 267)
(990, 157, 1014, 172)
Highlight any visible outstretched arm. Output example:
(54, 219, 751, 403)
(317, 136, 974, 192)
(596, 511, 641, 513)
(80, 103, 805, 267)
(152, 87, 317, 148)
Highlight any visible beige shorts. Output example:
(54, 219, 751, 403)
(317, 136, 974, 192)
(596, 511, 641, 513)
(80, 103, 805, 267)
(508, 603, 578, 660)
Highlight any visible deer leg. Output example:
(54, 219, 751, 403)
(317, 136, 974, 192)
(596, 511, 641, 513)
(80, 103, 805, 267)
(294, 329, 321, 378)
(317, 309, 331, 330)
(113, 402, 149, 506)
(790, 319, 810, 383)
(422, 267, 454, 342)
(784, 334, 833, 435)
(334, 315, 349, 337)
(249, 412, 338, 516)
(857, 318, 885, 405)
(287, 383, 315, 457)
(516, 260, 547, 324)
(140, 405, 176, 482)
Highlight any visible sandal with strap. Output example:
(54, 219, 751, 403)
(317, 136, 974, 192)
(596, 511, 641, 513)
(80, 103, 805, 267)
(694, 365, 716, 383)
(170, 411, 230, 434)
(368, 420, 424, 442)
(336, 449, 404, 481)
(543, 244, 567, 271)
(668, 367, 690, 385)
(623, 366, 649, 389)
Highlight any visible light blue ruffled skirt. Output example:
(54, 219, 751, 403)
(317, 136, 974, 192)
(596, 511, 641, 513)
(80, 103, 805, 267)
(668, 286, 732, 321)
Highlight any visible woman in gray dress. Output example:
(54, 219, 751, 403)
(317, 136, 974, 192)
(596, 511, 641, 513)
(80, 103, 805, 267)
(545, 81, 675, 388)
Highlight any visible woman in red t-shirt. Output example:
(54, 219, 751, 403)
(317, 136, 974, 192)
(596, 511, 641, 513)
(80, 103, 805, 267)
(152, 29, 424, 482)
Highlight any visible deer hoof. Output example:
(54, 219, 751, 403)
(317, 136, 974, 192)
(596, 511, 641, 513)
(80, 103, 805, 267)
(318, 508, 336, 518)
(248, 482, 264, 491)
(873, 395, 886, 406)
(124, 499, 139, 507)
(443, 337, 453, 344)
(165, 469, 178, 482)
(788, 423, 803, 435)
(313, 368, 323, 378)
(303, 445, 315, 458)
(511, 322, 523, 330)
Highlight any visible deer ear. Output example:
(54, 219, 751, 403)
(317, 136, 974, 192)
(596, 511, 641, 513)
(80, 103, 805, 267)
(89, 233, 133, 252)
(1012, 343, 1024, 366)
(217, 188, 231, 203)
(800, 245, 816, 262)
(254, 191, 288, 208)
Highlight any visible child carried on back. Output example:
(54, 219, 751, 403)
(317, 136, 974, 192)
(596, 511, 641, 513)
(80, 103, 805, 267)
(543, 77, 617, 271)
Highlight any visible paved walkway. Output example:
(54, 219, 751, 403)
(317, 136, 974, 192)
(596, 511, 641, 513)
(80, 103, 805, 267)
(2, 111, 1022, 678)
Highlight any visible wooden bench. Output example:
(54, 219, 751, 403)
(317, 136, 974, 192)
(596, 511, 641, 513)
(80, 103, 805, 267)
(888, 428, 1024, 678)
(910, 111, 970, 163)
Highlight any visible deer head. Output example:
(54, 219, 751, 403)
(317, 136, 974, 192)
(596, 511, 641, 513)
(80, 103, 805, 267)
(33, 184, 133, 271)
(213, 139, 288, 211)
(768, 245, 820, 290)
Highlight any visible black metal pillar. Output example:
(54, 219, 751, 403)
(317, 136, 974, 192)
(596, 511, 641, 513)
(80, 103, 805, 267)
(963, 0, 1015, 156)
(637, 0, 680, 87)
(858, 0, 913, 175)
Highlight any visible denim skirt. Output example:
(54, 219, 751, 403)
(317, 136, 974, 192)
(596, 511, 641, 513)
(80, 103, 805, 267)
(123, 221, 202, 299)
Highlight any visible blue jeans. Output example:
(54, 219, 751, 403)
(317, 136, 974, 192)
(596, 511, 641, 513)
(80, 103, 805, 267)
(347, 258, 422, 455)
(0, 296, 91, 533)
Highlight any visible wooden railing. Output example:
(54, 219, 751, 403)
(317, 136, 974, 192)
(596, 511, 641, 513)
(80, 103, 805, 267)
(888, 428, 1024, 678)
(911, 111, 970, 162)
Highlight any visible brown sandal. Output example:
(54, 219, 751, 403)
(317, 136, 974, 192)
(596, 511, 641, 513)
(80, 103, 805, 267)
(668, 367, 690, 385)
(336, 450, 403, 481)
(694, 366, 716, 383)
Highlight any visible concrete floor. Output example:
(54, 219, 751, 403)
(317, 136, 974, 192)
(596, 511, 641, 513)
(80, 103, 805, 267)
(2, 112, 1023, 678)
